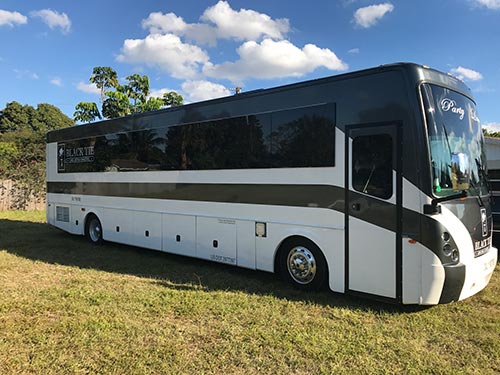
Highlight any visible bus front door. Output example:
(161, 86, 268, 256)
(346, 124, 402, 301)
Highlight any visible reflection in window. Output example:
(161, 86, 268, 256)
(422, 84, 488, 197)
(59, 103, 335, 173)
(272, 105, 335, 168)
(352, 134, 393, 199)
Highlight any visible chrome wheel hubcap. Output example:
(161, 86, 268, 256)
(89, 219, 101, 242)
(287, 246, 316, 284)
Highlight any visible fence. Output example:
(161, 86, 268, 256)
(0, 180, 45, 211)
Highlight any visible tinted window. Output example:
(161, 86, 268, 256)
(272, 105, 335, 168)
(58, 103, 335, 173)
(248, 113, 272, 168)
(352, 134, 393, 199)
(180, 116, 250, 170)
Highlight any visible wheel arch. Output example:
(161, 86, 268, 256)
(273, 235, 327, 275)
(84, 211, 100, 231)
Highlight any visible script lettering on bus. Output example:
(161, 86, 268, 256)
(440, 98, 465, 120)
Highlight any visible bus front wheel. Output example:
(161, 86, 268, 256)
(85, 214, 103, 245)
(279, 238, 327, 291)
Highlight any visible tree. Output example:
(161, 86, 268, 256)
(90, 66, 119, 104)
(0, 102, 72, 134)
(34, 103, 74, 133)
(0, 101, 34, 133)
(162, 91, 184, 107)
(74, 102, 102, 123)
(126, 74, 150, 112)
(102, 90, 132, 119)
(0, 101, 73, 208)
(76, 66, 184, 122)
(483, 127, 500, 138)
(140, 97, 164, 112)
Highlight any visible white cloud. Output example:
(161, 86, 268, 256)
(203, 38, 348, 84)
(30, 9, 71, 34)
(116, 33, 209, 79)
(450, 66, 483, 81)
(142, 12, 217, 46)
(353, 3, 394, 28)
(483, 122, 500, 133)
(76, 81, 100, 95)
(123, 3, 345, 84)
(474, 0, 500, 9)
(141, 1, 289, 46)
(50, 77, 62, 86)
(149, 87, 175, 99)
(348, 48, 360, 54)
(181, 80, 231, 102)
(200, 0, 289, 41)
(0, 9, 27, 27)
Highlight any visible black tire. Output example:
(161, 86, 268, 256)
(279, 238, 327, 291)
(85, 214, 103, 245)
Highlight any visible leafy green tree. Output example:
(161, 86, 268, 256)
(163, 91, 184, 107)
(74, 102, 102, 123)
(0, 101, 34, 133)
(90, 66, 119, 104)
(102, 90, 132, 119)
(140, 97, 164, 112)
(0, 101, 73, 207)
(33, 103, 74, 133)
(77, 66, 184, 121)
(126, 74, 150, 112)
(0, 101, 72, 134)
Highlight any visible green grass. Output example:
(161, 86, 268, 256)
(0, 210, 499, 374)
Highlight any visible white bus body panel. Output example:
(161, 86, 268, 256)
(349, 217, 396, 298)
(460, 247, 497, 301)
(196, 216, 237, 265)
(162, 214, 196, 258)
(46, 192, 345, 292)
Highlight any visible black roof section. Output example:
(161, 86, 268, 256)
(47, 62, 473, 143)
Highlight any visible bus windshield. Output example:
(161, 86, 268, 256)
(421, 83, 488, 198)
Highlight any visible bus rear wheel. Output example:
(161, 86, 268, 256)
(279, 238, 327, 291)
(85, 214, 103, 245)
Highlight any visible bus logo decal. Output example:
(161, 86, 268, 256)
(480, 208, 488, 237)
(57, 143, 65, 172)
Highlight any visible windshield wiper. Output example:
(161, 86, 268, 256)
(469, 177, 484, 207)
(431, 190, 468, 205)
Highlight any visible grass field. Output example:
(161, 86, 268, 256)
(0, 210, 499, 374)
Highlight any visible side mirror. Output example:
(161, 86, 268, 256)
(451, 152, 470, 191)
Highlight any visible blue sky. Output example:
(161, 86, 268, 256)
(1, 0, 499, 130)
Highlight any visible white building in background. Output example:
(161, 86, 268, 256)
(485, 137, 500, 170)
(485, 137, 500, 238)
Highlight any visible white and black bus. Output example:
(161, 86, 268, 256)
(46, 63, 497, 305)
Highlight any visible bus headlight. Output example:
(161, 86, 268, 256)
(443, 243, 453, 257)
(442, 232, 459, 264)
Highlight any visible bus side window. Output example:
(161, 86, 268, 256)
(352, 134, 393, 199)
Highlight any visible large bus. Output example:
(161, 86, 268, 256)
(46, 63, 497, 305)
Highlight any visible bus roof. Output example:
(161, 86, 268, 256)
(47, 62, 472, 143)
